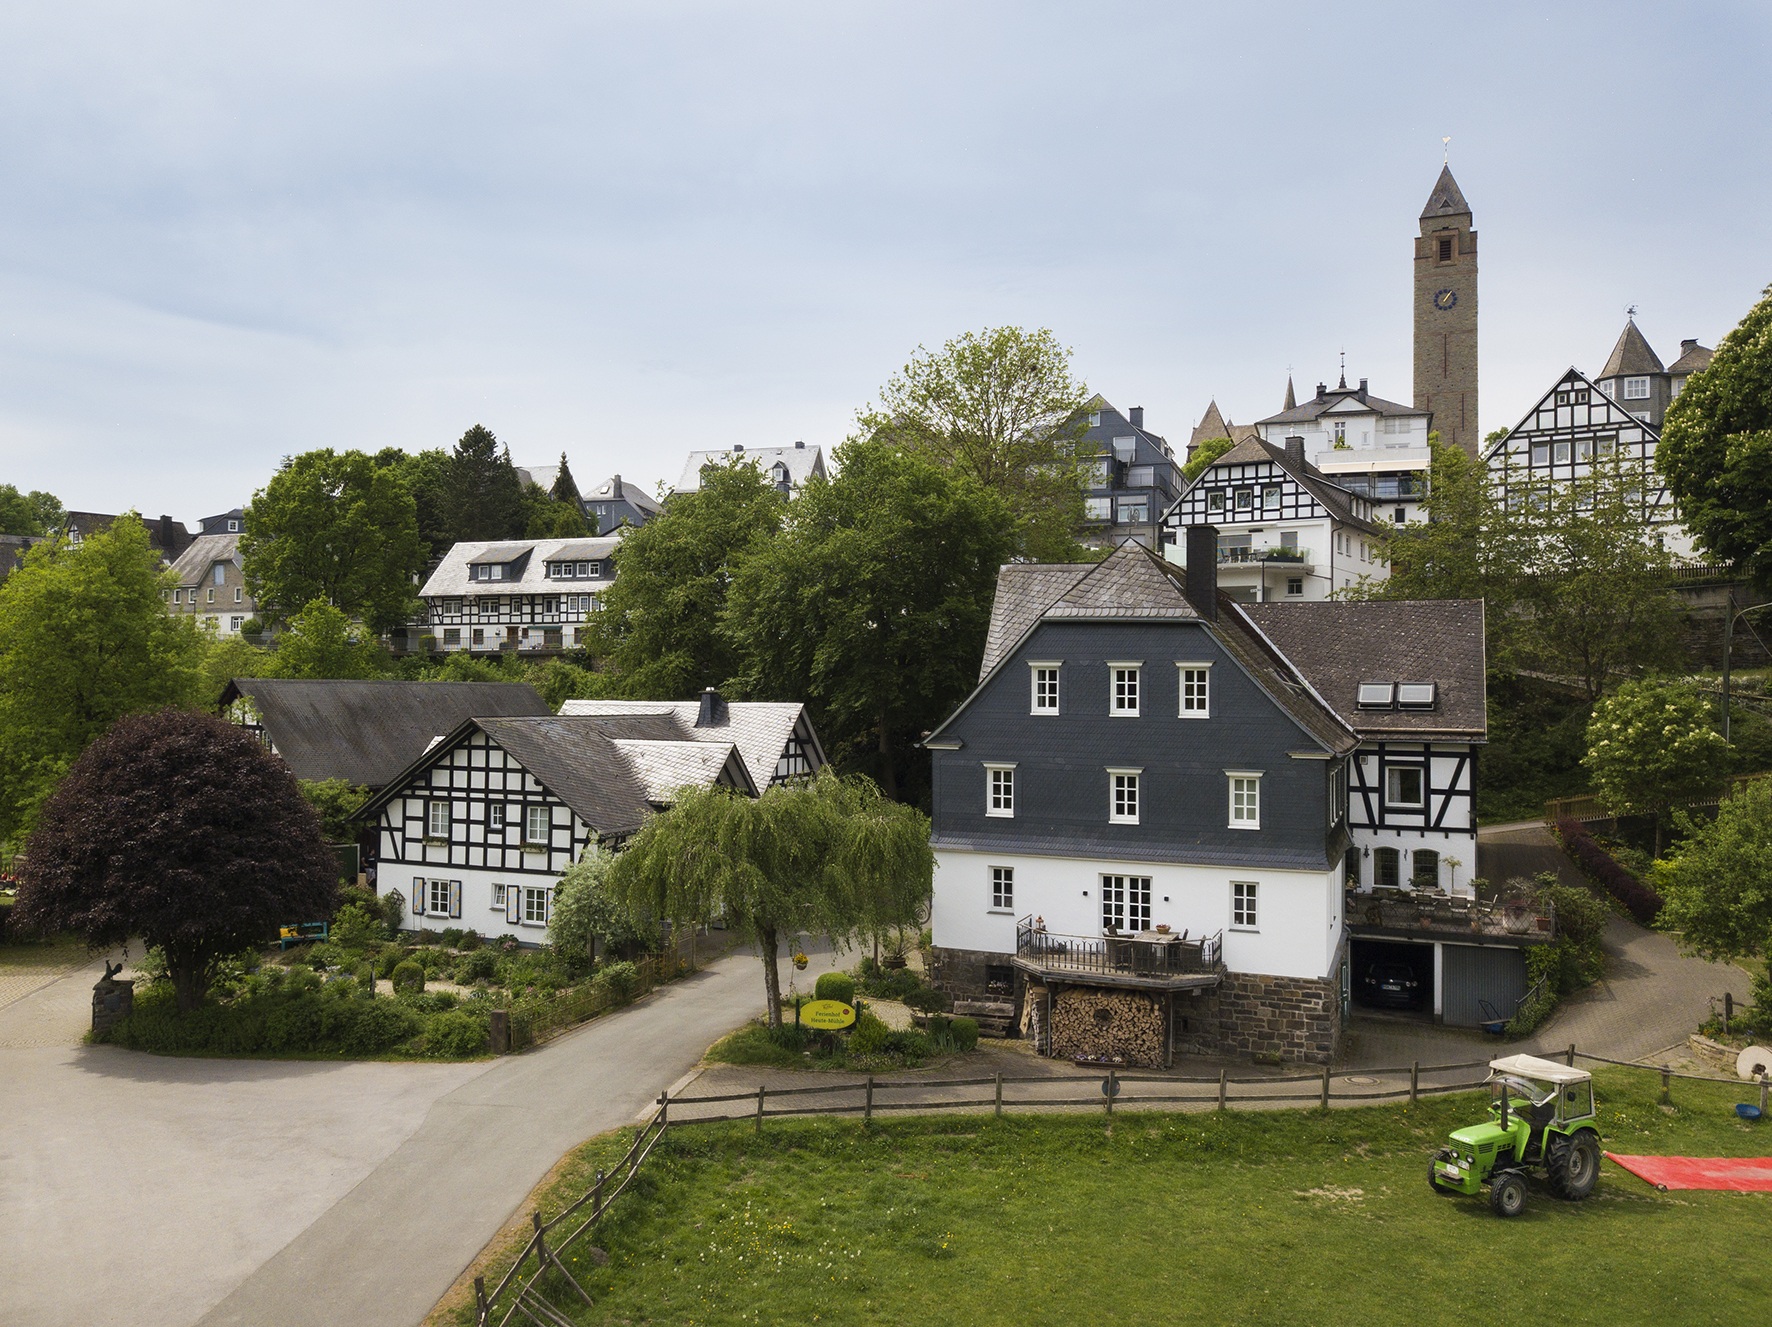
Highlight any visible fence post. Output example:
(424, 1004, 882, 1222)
(756, 1085, 766, 1134)
(592, 1169, 605, 1220)
(1410, 1061, 1419, 1105)
(995, 1072, 1003, 1119)
(490, 1008, 509, 1056)
(658, 1092, 668, 1126)
(1660, 1067, 1671, 1105)
(474, 1275, 487, 1326)
(1218, 1068, 1227, 1111)
(1725, 992, 1734, 1036)
(1567, 1043, 1576, 1068)
(1320, 1064, 1330, 1110)
(865, 1075, 874, 1123)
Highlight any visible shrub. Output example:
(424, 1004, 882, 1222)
(338, 998, 423, 1053)
(413, 929, 438, 947)
(379, 889, 405, 938)
(282, 965, 322, 996)
(850, 1010, 890, 1055)
(594, 961, 640, 1004)
(459, 929, 482, 952)
(399, 990, 459, 1013)
(950, 1016, 979, 1052)
(815, 972, 856, 1006)
(375, 948, 409, 980)
(334, 883, 378, 920)
(857, 955, 879, 980)
(356, 961, 376, 988)
(306, 942, 344, 972)
(329, 904, 384, 954)
(426, 1009, 488, 1057)
(766, 1022, 814, 1052)
(1557, 818, 1664, 923)
(454, 949, 501, 984)
(416, 948, 448, 976)
(390, 960, 425, 994)
(438, 927, 465, 948)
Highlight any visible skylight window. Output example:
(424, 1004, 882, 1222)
(1396, 682, 1438, 710)
(1357, 682, 1395, 709)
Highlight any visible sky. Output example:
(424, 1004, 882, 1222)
(1, 1, 1767, 522)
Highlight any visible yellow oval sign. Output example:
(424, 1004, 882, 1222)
(801, 999, 856, 1030)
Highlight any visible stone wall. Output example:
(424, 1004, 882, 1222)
(926, 946, 1020, 1019)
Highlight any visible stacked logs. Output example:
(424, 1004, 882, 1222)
(1048, 987, 1166, 1067)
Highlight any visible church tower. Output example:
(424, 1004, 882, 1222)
(1413, 165, 1478, 456)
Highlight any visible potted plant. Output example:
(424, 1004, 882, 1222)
(792, 950, 808, 971)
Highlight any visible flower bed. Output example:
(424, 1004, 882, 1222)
(1555, 817, 1664, 924)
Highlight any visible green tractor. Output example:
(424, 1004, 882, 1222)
(1429, 1053, 1602, 1217)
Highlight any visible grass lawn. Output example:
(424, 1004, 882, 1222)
(447, 1067, 1772, 1327)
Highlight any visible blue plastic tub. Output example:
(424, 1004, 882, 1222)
(1736, 1104, 1762, 1121)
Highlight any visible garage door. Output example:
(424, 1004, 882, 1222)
(1441, 945, 1527, 1027)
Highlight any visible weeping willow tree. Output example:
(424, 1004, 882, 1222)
(604, 771, 931, 1025)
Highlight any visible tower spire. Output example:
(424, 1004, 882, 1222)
(1283, 374, 1296, 411)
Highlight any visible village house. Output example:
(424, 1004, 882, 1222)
(416, 535, 623, 654)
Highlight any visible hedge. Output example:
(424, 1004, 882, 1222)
(1555, 817, 1664, 924)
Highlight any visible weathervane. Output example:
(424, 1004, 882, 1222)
(1442, 136, 1451, 163)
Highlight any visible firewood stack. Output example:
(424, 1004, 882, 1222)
(1049, 987, 1166, 1067)
(1022, 984, 1049, 1053)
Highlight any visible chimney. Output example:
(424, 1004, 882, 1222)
(1682, 339, 1698, 353)
(1184, 525, 1218, 621)
(732, 444, 745, 453)
(1316, 382, 1327, 401)
(1357, 378, 1368, 402)
(1283, 436, 1305, 469)
(1129, 406, 1144, 429)
(695, 687, 728, 728)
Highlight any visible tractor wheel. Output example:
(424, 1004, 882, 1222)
(1428, 1161, 1459, 1195)
(1547, 1130, 1601, 1200)
(1489, 1171, 1527, 1218)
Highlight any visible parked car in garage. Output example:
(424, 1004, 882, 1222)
(1360, 960, 1423, 1009)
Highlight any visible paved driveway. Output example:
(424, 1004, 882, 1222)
(0, 942, 845, 1327)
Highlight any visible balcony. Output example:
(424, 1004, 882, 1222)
(1012, 917, 1227, 991)
(1345, 888, 1557, 945)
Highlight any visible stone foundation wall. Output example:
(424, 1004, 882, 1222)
(927, 946, 1020, 1020)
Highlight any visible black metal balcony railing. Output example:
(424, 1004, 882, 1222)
(1217, 547, 1311, 565)
(1015, 917, 1225, 980)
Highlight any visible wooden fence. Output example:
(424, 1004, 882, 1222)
(1545, 769, 1772, 825)
(471, 1039, 1769, 1325)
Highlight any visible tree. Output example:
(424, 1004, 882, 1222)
(587, 462, 784, 699)
(603, 772, 930, 1025)
(376, 447, 455, 560)
(520, 481, 589, 539)
(549, 452, 583, 510)
(13, 709, 340, 1011)
(1180, 437, 1234, 484)
(197, 633, 271, 706)
(0, 516, 205, 841)
(299, 779, 371, 842)
(0, 485, 65, 536)
(1658, 283, 1772, 586)
(1584, 677, 1731, 853)
(270, 600, 388, 680)
(548, 846, 656, 959)
(1659, 781, 1772, 975)
(724, 439, 1019, 801)
(241, 449, 423, 633)
(857, 327, 1091, 561)
(448, 425, 524, 543)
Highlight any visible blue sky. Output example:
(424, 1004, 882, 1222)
(1, 1, 1766, 521)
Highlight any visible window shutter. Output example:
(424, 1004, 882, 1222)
(544, 888, 554, 922)
(450, 881, 463, 919)
(412, 877, 425, 914)
(506, 886, 520, 926)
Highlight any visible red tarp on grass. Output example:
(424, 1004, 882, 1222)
(1606, 1153, 1772, 1191)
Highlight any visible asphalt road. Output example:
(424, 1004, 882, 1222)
(0, 943, 838, 1327)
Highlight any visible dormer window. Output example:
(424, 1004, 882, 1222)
(473, 563, 504, 582)
(1357, 682, 1395, 709)
(228, 519, 240, 532)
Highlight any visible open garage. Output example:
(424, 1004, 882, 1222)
(1350, 938, 1433, 1017)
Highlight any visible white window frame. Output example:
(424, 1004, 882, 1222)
(1029, 662, 1061, 715)
(1227, 771, 1262, 829)
(1553, 441, 1571, 463)
(1101, 874, 1151, 933)
(1108, 767, 1142, 825)
(1385, 765, 1425, 808)
(491, 882, 507, 909)
(1231, 881, 1259, 931)
(990, 866, 1013, 912)
(1109, 662, 1142, 717)
(1624, 376, 1650, 400)
(1206, 490, 1225, 513)
(1261, 485, 1280, 510)
(521, 885, 551, 926)
(488, 803, 506, 830)
(427, 799, 450, 839)
(985, 763, 1016, 818)
(1177, 662, 1211, 718)
(524, 804, 551, 843)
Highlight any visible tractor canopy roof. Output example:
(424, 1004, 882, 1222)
(1488, 1053, 1591, 1086)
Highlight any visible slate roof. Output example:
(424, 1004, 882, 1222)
(674, 445, 826, 494)
(958, 542, 1358, 756)
(218, 678, 552, 787)
(1255, 386, 1427, 427)
(1189, 400, 1232, 447)
(1191, 436, 1381, 532)
(362, 713, 757, 838)
(168, 532, 240, 587)
(1600, 320, 1666, 378)
(1420, 165, 1471, 219)
(558, 698, 823, 787)
(1241, 600, 1487, 738)
(62, 511, 194, 561)
(587, 474, 662, 516)
(421, 536, 622, 598)
(1668, 339, 1714, 376)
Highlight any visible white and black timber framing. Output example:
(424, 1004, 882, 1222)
(1169, 457, 1356, 526)
(1347, 741, 1476, 837)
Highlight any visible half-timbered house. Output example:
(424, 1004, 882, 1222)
(1160, 436, 1389, 602)
(923, 536, 1507, 1059)
(418, 536, 624, 655)
(1482, 365, 1695, 560)
(559, 691, 827, 786)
